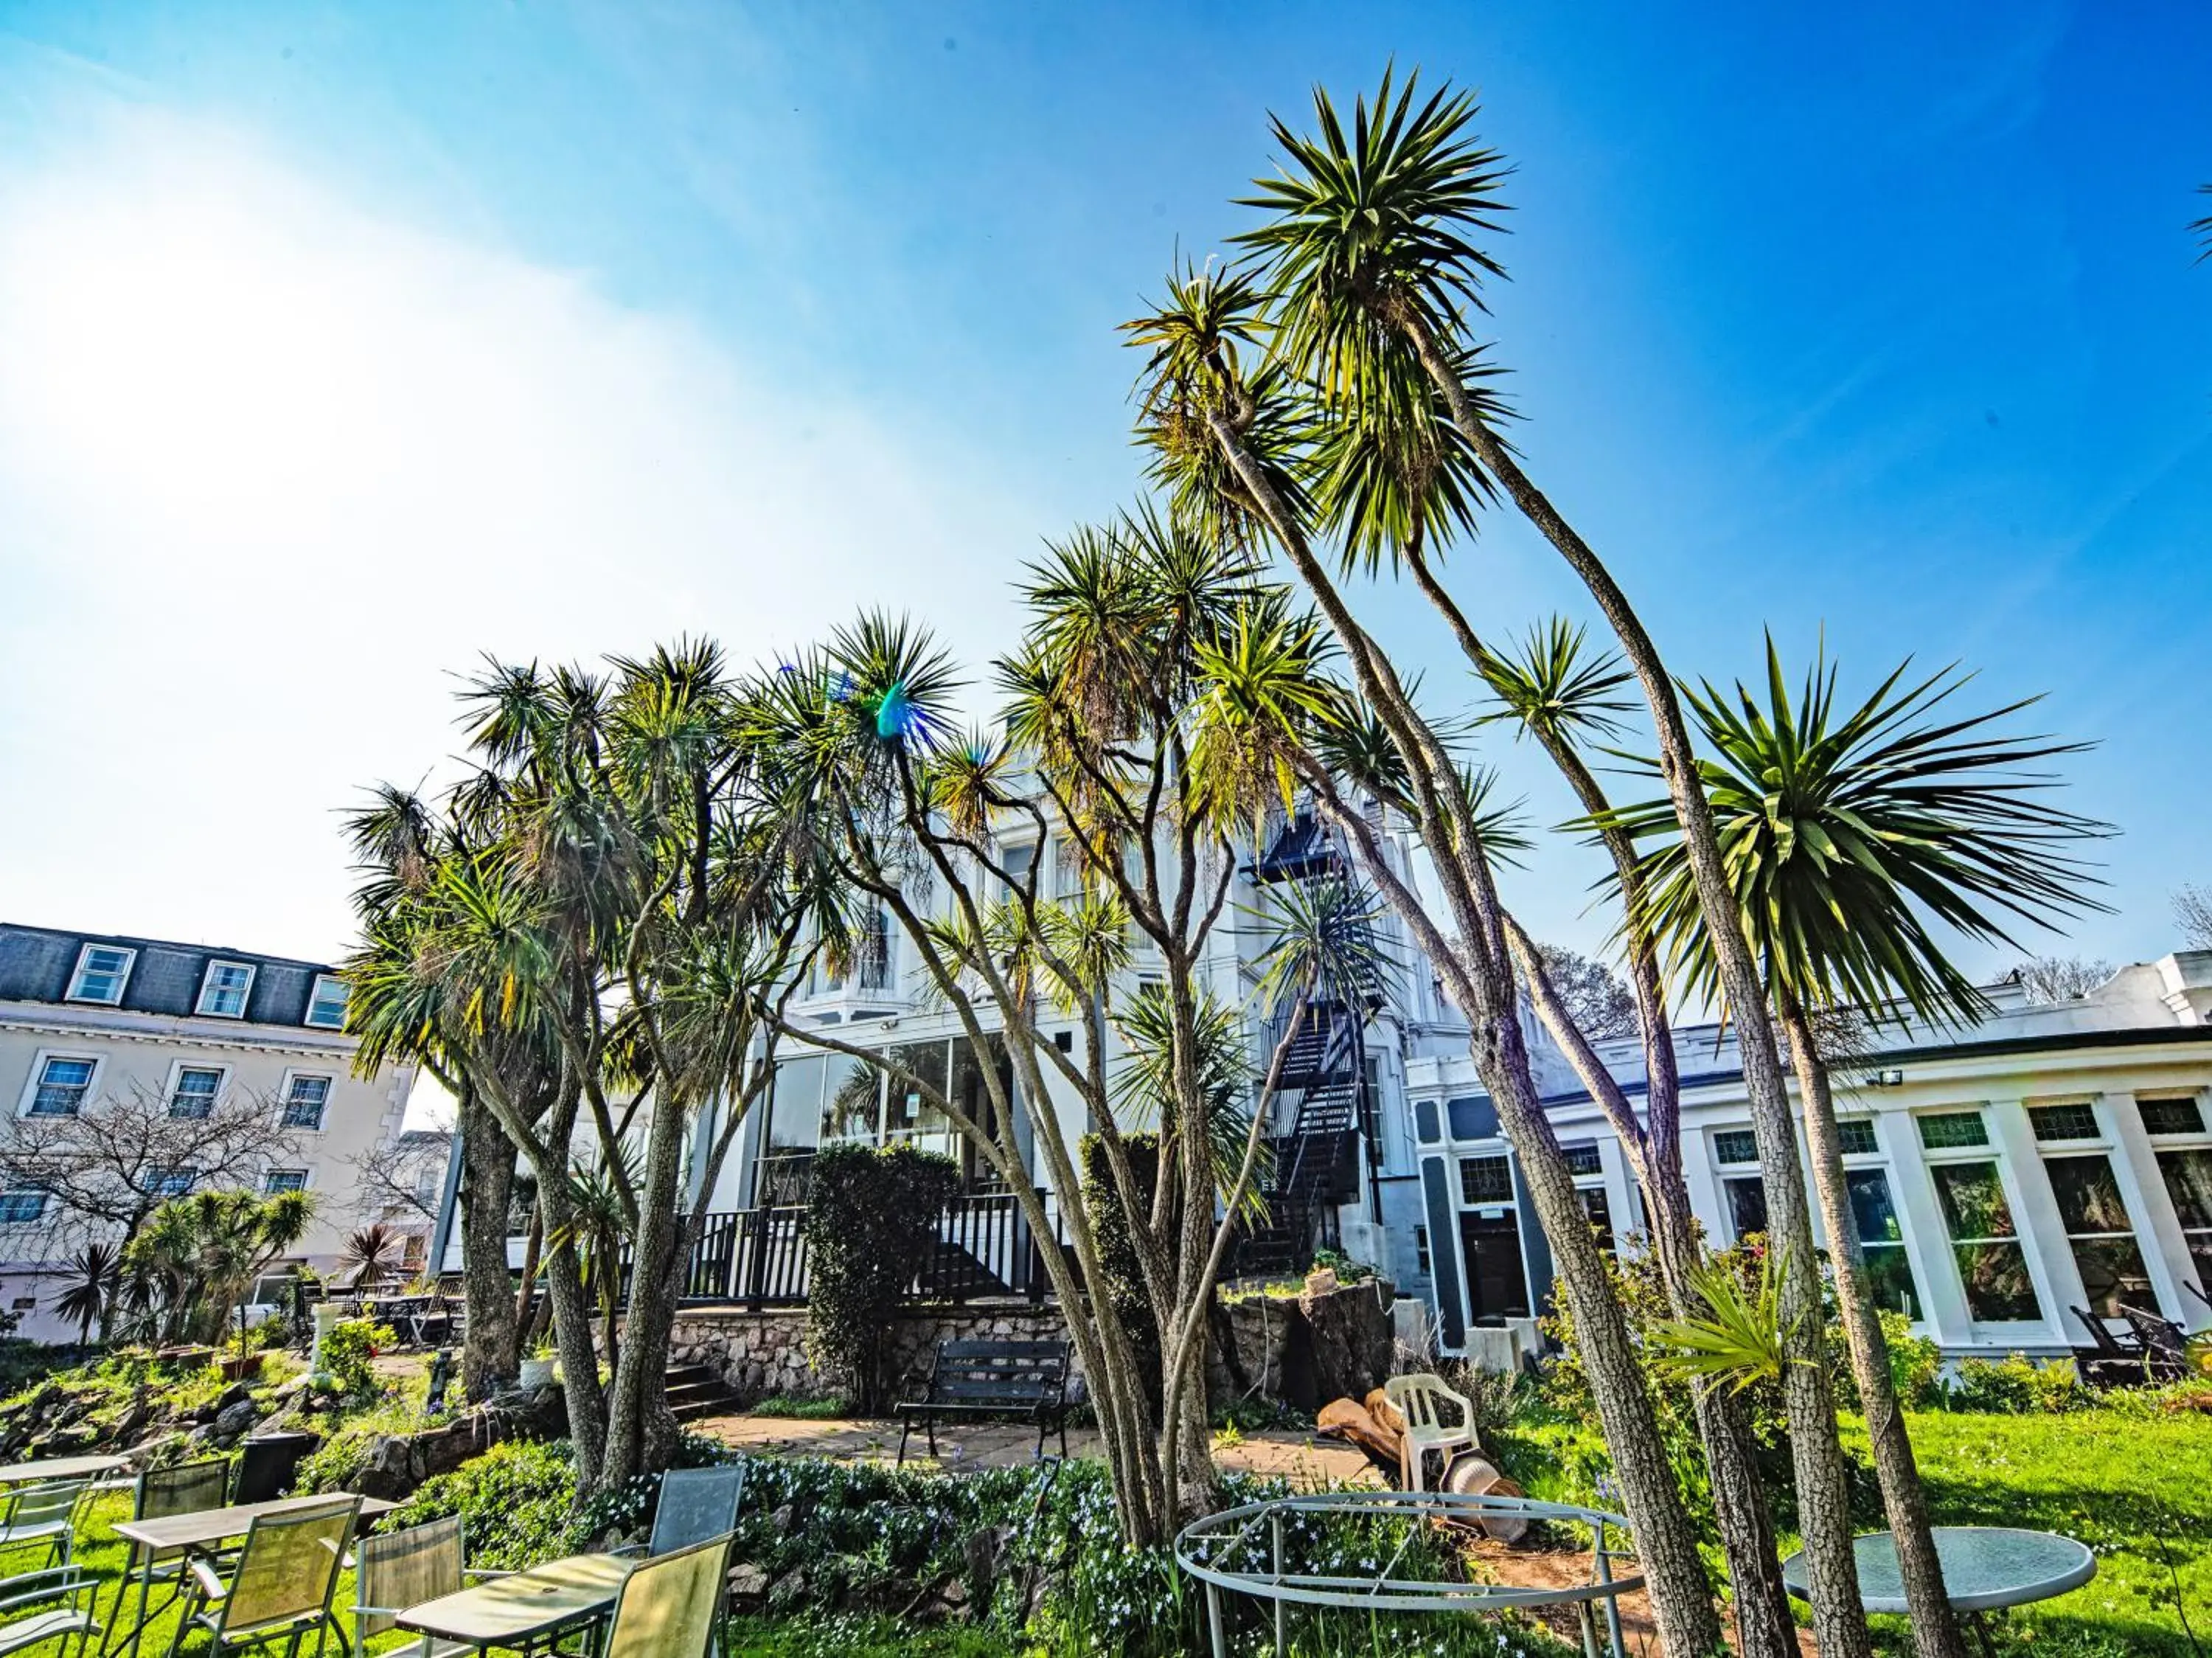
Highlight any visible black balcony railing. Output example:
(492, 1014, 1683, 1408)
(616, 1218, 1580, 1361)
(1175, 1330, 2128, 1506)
(672, 1189, 1071, 1308)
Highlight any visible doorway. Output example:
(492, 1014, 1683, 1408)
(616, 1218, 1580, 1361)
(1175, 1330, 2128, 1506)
(1458, 1207, 1531, 1325)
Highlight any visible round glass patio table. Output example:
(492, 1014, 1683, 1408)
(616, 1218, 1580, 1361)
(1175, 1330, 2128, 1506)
(1782, 1527, 2095, 1614)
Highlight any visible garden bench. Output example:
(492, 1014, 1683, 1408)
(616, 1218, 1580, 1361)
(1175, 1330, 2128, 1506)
(895, 1339, 1068, 1465)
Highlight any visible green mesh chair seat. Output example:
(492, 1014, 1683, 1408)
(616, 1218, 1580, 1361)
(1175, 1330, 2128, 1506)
(0, 1567, 101, 1658)
(172, 1496, 358, 1658)
(600, 1534, 732, 1658)
(612, 1467, 746, 1559)
(352, 1515, 518, 1658)
(0, 1484, 89, 1575)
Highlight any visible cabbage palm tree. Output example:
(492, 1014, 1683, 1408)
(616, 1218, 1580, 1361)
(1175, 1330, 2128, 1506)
(1610, 639, 2110, 1658)
(51, 1244, 119, 1347)
(1131, 267, 1725, 1658)
(1237, 72, 1877, 1658)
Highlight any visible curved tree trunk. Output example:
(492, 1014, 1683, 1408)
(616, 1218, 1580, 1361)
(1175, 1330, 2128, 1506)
(1782, 1000, 1966, 1658)
(537, 1173, 608, 1484)
(599, 1096, 689, 1490)
(1403, 316, 1873, 1658)
(457, 1086, 521, 1401)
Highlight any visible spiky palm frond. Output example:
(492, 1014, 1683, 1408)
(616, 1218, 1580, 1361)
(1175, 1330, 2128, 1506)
(1248, 875, 1401, 1018)
(1110, 985, 1269, 1221)
(50, 1243, 118, 1345)
(1310, 339, 1509, 575)
(1188, 606, 1344, 831)
(1603, 637, 2111, 1027)
(1237, 68, 1512, 405)
(1651, 1246, 1806, 1395)
(1474, 617, 1637, 747)
(2194, 184, 2211, 263)
(1123, 263, 1317, 548)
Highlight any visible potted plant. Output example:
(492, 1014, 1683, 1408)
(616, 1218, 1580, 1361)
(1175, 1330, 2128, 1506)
(518, 1336, 559, 1390)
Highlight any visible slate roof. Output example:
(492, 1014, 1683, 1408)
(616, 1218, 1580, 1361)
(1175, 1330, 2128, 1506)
(0, 922, 338, 1030)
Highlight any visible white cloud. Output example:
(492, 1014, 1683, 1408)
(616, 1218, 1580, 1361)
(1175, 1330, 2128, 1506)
(0, 107, 1036, 962)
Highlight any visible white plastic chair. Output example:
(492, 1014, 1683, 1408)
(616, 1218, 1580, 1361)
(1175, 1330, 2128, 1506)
(1382, 1373, 1476, 1492)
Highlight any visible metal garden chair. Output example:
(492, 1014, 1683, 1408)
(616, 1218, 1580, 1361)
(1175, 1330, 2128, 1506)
(599, 1533, 733, 1658)
(167, 1496, 358, 1658)
(1381, 1373, 1478, 1493)
(108, 1460, 231, 1640)
(2118, 1303, 2190, 1384)
(0, 1567, 102, 1658)
(0, 1485, 89, 1575)
(612, 1466, 746, 1559)
(349, 1514, 514, 1658)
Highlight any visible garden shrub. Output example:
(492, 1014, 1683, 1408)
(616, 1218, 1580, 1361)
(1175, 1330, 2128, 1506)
(387, 1438, 578, 1568)
(1942, 1352, 2087, 1414)
(315, 1319, 397, 1404)
(803, 1142, 960, 1415)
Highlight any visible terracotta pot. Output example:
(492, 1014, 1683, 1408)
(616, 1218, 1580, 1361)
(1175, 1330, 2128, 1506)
(218, 1354, 264, 1383)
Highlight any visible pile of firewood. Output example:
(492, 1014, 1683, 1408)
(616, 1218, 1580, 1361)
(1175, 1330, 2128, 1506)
(1315, 1387, 1531, 1544)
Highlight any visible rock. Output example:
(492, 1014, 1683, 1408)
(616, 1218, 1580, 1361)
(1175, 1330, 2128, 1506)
(1208, 1294, 1316, 1411)
(726, 1562, 771, 1601)
(1299, 1280, 1392, 1406)
(216, 1381, 252, 1412)
(212, 1399, 260, 1442)
(769, 1505, 795, 1534)
(767, 1567, 808, 1607)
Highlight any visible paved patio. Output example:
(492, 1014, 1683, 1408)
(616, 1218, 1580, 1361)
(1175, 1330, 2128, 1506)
(689, 1409, 1382, 1488)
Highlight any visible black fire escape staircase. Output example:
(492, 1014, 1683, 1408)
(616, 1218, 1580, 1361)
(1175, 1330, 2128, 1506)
(1235, 807, 1374, 1276)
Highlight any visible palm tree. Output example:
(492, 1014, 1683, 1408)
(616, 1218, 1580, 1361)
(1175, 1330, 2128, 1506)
(51, 1243, 118, 1347)
(1130, 268, 1726, 1658)
(1481, 621, 1798, 1658)
(1236, 72, 1879, 1658)
(2193, 184, 2211, 261)
(1610, 639, 2110, 1658)
(340, 1223, 403, 1290)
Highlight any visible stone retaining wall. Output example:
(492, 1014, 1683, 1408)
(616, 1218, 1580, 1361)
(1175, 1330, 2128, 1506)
(668, 1304, 1076, 1404)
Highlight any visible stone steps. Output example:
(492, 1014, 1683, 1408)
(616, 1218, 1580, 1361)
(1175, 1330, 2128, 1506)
(664, 1362, 741, 1423)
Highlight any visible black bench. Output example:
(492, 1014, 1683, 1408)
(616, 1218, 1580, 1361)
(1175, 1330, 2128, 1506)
(897, 1339, 1069, 1464)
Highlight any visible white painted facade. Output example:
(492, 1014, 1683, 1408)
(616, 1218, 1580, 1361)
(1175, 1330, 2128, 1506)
(1403, 952, 2212, 1359)
(0, 923, 420, 1341)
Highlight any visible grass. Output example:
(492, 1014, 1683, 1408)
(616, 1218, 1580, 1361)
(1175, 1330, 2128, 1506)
(1851, 1405, 2212, 1658)
(748, 1395, 855, 1421)
(724, 1614, 1016, 1658)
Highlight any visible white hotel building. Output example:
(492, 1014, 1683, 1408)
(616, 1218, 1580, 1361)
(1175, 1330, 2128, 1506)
(0, 923, 422, 1341)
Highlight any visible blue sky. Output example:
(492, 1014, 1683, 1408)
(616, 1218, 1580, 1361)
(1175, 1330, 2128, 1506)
(0, 1, 2205, 978)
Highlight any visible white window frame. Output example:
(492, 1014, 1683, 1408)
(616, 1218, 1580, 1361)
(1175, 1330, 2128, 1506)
(196, 960, 257, 1019)
(165, 1061, 230, 1120)
(2138, 1089, 2212, 1294)
(18, 1051, 102, 1120)
(2026, 1093, 2157, 1322)
(278, 1070, 333, 1132)
(66, 943, 136, 1005)
(1917, 1106, 2047, 1328)
(304, 974, 350, 1030)
(0, 1190, 48, 1225)
(1835, 1117, 1925, 1323)
(262, 1168, 310, 1196)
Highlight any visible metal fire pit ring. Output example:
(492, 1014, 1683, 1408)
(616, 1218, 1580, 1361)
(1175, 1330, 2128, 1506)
(1175, 1488, 1644, 1658)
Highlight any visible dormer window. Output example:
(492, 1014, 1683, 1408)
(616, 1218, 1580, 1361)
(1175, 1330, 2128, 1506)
(197, 960, 256, 1019)
(305, 975, 350, 1030)
(66, 945, 136, 1005)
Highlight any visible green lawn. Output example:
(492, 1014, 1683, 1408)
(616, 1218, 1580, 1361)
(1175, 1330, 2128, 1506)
(1852, 1406, 2212, 1658)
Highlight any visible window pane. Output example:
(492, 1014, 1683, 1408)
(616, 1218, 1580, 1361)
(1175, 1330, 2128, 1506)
(1726, 1176, 1770, 1239)
(2030, 1103, 2101, 1142)
(1578, 1186, 1615, 1252)
(0, 1192, 45, 1224)
(2140, 1097, 2207, 1137)
(885, 1041, 950, 1136)
(1561, 1142, 1603, 1177)
(1930, 1162, 2017, 1240)
(2069, 1236, 2155, 1319)
(1458, 1156, 1512, 1204)
(1837, 1119, 1879, 1156)
(170, 1069, 222, 1120)
(71, 947, 133, 1002)
(306, 978, 349, 1028)
(1863, 1245, 1920, 1317)
(2044, 1154, 2134, 1234)
(768, 1056, 827, 1149)
(1714, 1129, 1760, 1166)
(820, 1058, 880, 1140)
(1846, 1168, 1906, 1246)
(1955, 1241, 2042, 1322)
(1919, 1111, 1989, 1150)
(2157, 1149, 2212, 1231)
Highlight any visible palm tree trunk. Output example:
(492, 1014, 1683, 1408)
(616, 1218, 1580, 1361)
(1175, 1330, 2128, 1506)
(1781, 999, 1966, 1658)
(1399, 313, 1873, 1658)
(599, 1096, 688, 1490)
(458, 1086, 521, 1400)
